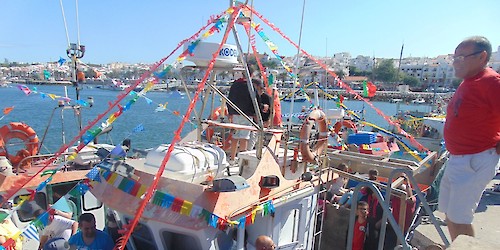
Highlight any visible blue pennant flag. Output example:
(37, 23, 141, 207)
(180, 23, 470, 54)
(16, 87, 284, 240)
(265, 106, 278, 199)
(132, 124, 145, 133)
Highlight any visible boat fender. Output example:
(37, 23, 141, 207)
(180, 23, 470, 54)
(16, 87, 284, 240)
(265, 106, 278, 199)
(299, 109, 328, 163)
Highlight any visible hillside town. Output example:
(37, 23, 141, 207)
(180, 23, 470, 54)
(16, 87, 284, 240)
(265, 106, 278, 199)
(1, 45, 499, 93)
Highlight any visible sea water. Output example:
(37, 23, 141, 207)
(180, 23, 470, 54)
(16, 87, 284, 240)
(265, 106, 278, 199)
(0, 85, 433, 154)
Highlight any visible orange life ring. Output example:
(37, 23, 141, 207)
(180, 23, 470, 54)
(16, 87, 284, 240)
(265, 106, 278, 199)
(205, 107, 232, 150)
(333, 120, 358, 134)
(299, 109, 328, 162)
(0, 122, 39, 169)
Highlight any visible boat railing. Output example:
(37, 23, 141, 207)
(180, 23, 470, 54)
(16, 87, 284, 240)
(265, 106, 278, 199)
(346, 181, 410, 250)
(13, 151, 84, 174)
(345, 168, 450, 250)
(381, 168, 450, 249)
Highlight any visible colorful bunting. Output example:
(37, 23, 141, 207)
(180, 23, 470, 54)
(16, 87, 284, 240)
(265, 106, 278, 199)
(96, 168, 275, 231)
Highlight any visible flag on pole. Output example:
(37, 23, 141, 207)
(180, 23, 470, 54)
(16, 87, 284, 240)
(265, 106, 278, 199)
(363, 80, 377, 98)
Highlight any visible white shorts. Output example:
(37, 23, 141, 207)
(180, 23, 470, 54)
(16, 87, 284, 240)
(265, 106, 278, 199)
(231, 115, 252, 140)
(438, 148, 500, 224)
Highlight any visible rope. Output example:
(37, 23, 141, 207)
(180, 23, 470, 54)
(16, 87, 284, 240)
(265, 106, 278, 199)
(58, 0, 71, 46)
(75, 0, 81, 45)
(287, 0, 307, 131)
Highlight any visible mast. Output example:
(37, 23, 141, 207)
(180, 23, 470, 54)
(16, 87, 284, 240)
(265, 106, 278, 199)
(396, 42, 404, 83)
(66, 43, 85, 131)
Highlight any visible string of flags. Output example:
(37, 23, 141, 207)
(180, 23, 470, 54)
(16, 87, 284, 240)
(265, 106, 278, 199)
(0, 169, 93, 249)
(86, 167, 276, 231)
(16, 84, 90, 107)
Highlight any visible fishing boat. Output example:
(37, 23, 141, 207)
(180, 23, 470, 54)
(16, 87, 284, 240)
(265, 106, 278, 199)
(393, 111, 445, 153)
(281, 92, 308, 102)
(410, 98, 426, 104)
(0, 3, 450, 250)
(83, 3, 449, 250)
(96, 79, 137, 91)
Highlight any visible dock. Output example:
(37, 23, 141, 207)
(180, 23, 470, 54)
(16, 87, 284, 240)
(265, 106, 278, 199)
(412, 174, 500, 249)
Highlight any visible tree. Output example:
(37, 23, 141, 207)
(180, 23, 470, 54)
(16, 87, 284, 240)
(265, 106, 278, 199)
(402, 75, 420, 87)
(334, 70, 345, 79)
(349, 66, 371, 77)
(372, 59, 398, 82)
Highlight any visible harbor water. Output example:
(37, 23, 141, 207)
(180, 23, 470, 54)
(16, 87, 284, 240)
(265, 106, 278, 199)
(0, 85, 434, 153)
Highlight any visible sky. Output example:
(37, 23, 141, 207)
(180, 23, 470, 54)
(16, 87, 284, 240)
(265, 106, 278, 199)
(1, 0, 499, 65)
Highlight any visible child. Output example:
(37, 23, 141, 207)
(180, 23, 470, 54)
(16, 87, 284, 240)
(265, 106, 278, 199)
(351, 201, 369, 250)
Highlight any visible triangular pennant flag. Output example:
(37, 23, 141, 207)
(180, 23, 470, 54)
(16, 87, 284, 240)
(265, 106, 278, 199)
(2, 106, 14, 115)
(51, 198, 72, 213)
(22, 224, 40, 241)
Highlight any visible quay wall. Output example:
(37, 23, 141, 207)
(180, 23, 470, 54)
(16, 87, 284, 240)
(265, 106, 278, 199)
(8, 80, 452, 103)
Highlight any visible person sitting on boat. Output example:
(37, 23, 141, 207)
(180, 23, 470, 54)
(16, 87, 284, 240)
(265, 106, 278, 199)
(68, 213, 114, 250)
(255, 235, 276, 250)
(340, 169, 378, 207)
(328, 163, 350, 203)
(227, 78, 264, 164)
(35, 205, 78, 250)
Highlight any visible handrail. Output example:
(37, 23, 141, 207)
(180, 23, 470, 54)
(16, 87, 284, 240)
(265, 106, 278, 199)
(14, 152, 80, 174)
(382, 168, 450, 248)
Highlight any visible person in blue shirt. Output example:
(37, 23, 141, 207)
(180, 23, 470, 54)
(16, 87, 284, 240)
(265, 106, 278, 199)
(68, 213, 114, 250)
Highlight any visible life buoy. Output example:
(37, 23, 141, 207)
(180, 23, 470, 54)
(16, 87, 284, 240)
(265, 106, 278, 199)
(299, 109, 328, 162)
(205, 107, 232, 150)
(0, 122, 39, 169)
(333, 120, 358, 135)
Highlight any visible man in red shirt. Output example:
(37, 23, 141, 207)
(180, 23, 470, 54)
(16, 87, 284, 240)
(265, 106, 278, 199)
(439, 36, 500, 241)
(351, 201, 369, 250)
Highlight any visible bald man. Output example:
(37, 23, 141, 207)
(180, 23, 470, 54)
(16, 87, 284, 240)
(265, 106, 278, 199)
(255, 235, 275, 250)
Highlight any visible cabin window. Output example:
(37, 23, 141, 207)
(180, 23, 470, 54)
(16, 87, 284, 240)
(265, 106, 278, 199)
(279, 208, 300, 245)
(14, 193, 47, 222)
(161, 230, 202, 250)
(124, 218, 157, 250)
(50, 182, 80, 220)
(82, 190, 102, 211)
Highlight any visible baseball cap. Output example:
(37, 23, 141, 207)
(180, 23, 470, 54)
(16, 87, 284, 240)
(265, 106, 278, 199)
(43, 237, 70, 250)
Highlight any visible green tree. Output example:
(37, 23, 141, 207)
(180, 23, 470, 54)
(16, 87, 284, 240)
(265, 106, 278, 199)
(373, 59, 398, 82)
(402, 75, 420, 86)
(334, 70, 345, 79)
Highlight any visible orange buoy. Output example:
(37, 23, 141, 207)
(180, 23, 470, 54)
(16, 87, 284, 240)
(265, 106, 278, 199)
(299, 109, 328, 162)
(333, 120, 358, 135)
(0, 122, 39, 170)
